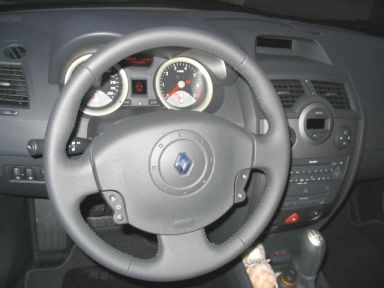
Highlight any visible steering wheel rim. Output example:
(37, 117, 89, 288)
(44, 27, 290, 282)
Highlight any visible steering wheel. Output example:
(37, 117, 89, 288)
(44, 27, 290, 282)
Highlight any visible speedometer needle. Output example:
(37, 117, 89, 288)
(166, 80, 192, 99)
(167, 85, 180, 99)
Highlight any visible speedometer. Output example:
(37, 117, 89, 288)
(155, 57, 213, 111)
(64, 54, 129, 116)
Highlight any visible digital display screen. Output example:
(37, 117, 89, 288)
(257, 37, 292, 49)
(132, 80, 147, 95)
(306, 118, 325, 130)
(125, 54, 153, 67)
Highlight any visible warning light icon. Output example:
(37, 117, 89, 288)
(136, 81, 144, 93)
(132, 80, 147, 95)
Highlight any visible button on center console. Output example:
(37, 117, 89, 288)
(334, 126, 352, 149)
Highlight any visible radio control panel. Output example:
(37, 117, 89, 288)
(283, 157, 348, 208)
(269, 156, 349, 232)
(288, 157, 347, 185)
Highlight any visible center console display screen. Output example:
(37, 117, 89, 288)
(306, 118, 325, 130)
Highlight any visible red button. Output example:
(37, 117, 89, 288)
(284, 212, 300, 224)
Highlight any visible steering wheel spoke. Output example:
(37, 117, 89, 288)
(49, 152, 99, 206)
(251, 133, 286, 175)
(129, 229, 222, 281)
(157, 229, 213, 266)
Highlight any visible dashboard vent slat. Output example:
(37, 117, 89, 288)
(4, 45, 26, 60)
(271, 79, 304, 108)
(312, 81, 350, 109)
(0, 64, 29, 107)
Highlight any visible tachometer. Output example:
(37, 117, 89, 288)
(155, 57, 213, 111)
(64, 54, 129, 116)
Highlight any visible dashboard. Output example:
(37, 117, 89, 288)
(0, 7, 376, 233)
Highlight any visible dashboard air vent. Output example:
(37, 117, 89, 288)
(312, 81, 350, 109)
(4, 44, 26, 59)
(0, 64, 28, 107)
(271, 79, 304, 108)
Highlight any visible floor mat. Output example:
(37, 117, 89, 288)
(322, 201, 384, 288)
(62, 266, 222, 288)
(25, 224, 248, 288)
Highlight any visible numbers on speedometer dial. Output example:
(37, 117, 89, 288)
(64, 54, 129, 117)
(155, 57, 213, 111)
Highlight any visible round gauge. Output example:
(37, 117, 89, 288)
(155, 57, 213, 111)
(64, 54, 129, 116)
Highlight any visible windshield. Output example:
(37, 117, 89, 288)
(0, 0, 383, 36)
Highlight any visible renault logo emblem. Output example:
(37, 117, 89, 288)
(174, 152, 193, 175)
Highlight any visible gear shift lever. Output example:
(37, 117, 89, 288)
(296, 229, 326, 288)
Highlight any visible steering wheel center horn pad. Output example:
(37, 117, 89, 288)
(44, 26, 290, 281)
(91, 111, 254, 235)
(150, 129, 214, 196)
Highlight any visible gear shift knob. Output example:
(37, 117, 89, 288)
(297, 229, 326, 288)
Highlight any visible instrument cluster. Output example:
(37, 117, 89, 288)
(64, 52, 217, 116)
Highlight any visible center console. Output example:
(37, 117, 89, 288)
(264, 82, 359, 232)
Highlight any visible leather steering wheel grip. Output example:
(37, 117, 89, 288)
(44, 27, 290, 281)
